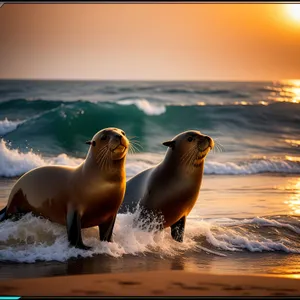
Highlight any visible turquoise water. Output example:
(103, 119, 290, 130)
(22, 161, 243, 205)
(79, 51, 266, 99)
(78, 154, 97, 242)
(0, 80, 299, 278)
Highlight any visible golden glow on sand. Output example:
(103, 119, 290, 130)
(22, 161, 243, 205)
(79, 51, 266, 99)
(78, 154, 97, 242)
(285, 156, 300, 162)
(286, 4, 300, 22)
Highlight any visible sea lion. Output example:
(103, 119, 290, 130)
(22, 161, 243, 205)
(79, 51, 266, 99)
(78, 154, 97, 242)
(119, 130, 214, 242)
(0, 127, 129, 250)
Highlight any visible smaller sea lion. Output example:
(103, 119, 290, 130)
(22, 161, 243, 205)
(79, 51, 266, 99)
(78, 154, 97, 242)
(119, 130, 214, 242)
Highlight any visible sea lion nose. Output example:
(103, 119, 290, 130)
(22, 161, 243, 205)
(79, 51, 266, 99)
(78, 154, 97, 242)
(205, 136, 214, 149)
(205, 136, 211, 143)
(116, 134, 122, 140)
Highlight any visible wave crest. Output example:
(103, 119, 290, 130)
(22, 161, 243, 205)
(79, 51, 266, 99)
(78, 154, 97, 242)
(117, 98, 166, 115)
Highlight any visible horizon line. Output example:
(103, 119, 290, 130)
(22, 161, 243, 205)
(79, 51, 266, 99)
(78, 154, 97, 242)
(0, 78, 298, 83)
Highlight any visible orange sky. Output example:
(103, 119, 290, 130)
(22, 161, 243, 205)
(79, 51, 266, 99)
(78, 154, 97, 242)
(0, 3, 299, 81)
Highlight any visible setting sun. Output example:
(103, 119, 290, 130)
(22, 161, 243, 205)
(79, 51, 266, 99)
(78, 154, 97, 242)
(286, 4, 300, 21)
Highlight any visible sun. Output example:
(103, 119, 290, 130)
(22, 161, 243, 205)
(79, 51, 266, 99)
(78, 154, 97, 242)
(286, 4, 300, 22)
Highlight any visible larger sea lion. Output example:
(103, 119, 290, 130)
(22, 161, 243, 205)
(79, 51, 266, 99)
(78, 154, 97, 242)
(0, 127, 129, 250)
(119, 130, 214, 242)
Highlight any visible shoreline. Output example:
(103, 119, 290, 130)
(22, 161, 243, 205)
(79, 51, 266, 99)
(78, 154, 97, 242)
(0, 270, 300, 296)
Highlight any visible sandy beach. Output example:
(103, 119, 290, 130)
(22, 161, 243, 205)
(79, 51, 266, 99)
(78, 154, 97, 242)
(0, 270, 300, 296)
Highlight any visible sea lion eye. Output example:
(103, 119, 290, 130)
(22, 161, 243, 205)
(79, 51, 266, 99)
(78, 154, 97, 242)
(101, 135, 107, 141)
(121, 131, 126, 136)
(188, 137, 193, 142)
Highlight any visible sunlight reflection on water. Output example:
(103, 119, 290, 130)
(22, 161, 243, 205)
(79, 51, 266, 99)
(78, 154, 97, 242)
(267, 80, 300, 104)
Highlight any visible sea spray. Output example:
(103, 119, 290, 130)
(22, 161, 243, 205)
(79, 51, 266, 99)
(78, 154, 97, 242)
(0, 210, 299, 263)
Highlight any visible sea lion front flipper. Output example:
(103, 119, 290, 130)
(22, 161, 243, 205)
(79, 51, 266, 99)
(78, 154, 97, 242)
(171, 216, 186, 243)
(66, 209, 91, 250)
(0, 206, 7, 222)
(99, 215, 116, 242)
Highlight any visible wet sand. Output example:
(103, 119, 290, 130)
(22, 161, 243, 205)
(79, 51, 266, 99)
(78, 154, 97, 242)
(0, 270, 300, 296)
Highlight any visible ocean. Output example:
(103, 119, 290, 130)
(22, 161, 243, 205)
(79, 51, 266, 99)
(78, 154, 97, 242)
(0, 80, 299, 280)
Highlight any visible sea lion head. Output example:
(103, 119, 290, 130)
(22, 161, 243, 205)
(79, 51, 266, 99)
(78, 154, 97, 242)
(162, 130, 214, 167)
(86, 127, 129, 163)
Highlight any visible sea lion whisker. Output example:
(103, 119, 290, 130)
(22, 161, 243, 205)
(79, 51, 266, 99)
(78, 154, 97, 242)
(128, 136, 142, 146)
(96, 145, 109, 160)
(107, 153, 112, 171)
(214, 139, 225, 152)
(180, 145, 197, 164)
(131, 141, 143, 149)
(130, 142, 142, 153)
(187, 149, 198, 169)
(128, 146, 134, 155)
(180, 145, 195, 161)
(96, 150, 107, 163)
(100, 151, 109, 170)
(181, 150, 194, 164)
(97, 149, 107, 163)
(214, 141, 225, 153)
(127, 136, 143, 153)
(96, 152, 107, 169)
(128, 136, 142, 144)
(181, 151, 194, 166)
(182, 147, 197, 168)
(96, 146, 110, 169)
(129, 144, 137, 155)
(103, 153, 111, 170)
(130, 143, 141, 153)
(96, 149, 108, 166)
(130, 139, 142, 145)
(95, 150, 104, 164)
(129, 140, 143, 150)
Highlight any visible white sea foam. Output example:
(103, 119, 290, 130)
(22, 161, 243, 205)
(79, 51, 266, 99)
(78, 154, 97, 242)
(0, 140, 299, 178)
(204, 159, 300, 175)
(126, 152, 162, 177)
(240, 216, 300, 234)
(0, 212, 299, 263)
(0, 140, 83, 177)
(0, 141, 161, 178)
(0, 118, 23, 136)
(117, 99, 166, 115)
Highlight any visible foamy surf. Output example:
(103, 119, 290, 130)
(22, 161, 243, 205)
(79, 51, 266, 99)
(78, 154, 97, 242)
(204, 159, 300, 175)
(0, 139, 83, 177)
(0, 118, 23, 136)
(0, 140, 160, 178)
(0, 212, 299, 263)
(1, 140, 300, 178)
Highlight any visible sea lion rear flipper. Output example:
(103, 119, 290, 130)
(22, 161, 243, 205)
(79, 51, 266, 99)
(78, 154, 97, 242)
(0, 206, 7, 222)
(99, 214, 116, 242)
(171, 216, 186, 243)
(66, 209, 91, 250)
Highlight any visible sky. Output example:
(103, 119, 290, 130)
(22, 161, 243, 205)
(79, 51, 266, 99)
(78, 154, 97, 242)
(0, 3, 300, 81)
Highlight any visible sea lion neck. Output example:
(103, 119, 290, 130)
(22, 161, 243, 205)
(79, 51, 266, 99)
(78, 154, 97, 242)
(162, 150, 205, 178)
(79, 151, 126, 181)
